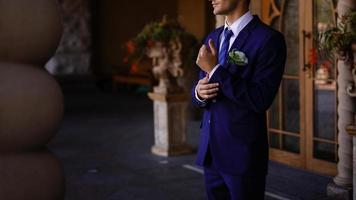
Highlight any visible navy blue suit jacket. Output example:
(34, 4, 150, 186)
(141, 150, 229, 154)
(192, 15, 287, 176)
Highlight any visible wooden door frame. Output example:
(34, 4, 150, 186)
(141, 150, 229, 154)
(262, 0, 337, 176)
(304, 0, 337, 177)
(261, 0, 306, 170)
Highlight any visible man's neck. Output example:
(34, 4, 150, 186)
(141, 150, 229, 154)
(225, 4, 250, 26)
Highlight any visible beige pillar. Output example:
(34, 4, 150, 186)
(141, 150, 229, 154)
(346, 122, 356, 200)
(0, 0, 64, 199)
(333, 0, 355, 188)
(334, 60, 354, 188)
(327, 0, 355, 199)
(347, 48, 356, 200)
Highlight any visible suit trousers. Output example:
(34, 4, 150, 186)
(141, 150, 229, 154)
(203, 145, 266, 200)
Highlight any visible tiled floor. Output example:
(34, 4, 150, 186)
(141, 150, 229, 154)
(48, 79, 334, 200)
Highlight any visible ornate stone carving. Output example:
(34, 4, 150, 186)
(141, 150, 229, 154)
(346, 46, 356, 97)
(346, 67, 356, 97)
(146, 33, 194, 156)
(146, 40, 184, 94)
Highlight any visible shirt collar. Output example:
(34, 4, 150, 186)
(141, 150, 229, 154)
(224, 11, 253, 37)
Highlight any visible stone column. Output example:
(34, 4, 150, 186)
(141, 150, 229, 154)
(328, 59, 355, 199)
(327, 0, 355, 199)
(347, 123, 356, 200)
(351, 128, 356, 200)
(346, 47, 356, 200)
(0, 1, 64, 199)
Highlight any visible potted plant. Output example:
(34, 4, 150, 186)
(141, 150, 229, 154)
(124, 16, 199, 93)
(319, 11, 356, 97)
(319, 11, 356, 62)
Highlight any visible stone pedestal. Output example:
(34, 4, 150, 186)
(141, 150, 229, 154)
(327, 182, 353, 200)
(148, 92, 194, 156)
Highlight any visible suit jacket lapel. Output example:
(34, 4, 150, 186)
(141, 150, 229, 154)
(211, 27, 224, 53)
(230, 29, 250, 52)
(229, 15, 260, 52)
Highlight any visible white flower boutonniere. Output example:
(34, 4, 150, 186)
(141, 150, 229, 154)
(228, 49, 248, 66)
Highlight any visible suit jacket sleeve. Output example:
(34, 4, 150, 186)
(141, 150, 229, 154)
(209, 32, 287, 114)
(191, 69, 208, 108)
(191, 35, 212, 108)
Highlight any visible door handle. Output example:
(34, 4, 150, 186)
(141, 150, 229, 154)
(302, 30, 312, 78)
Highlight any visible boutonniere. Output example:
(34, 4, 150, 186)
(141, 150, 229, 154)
(228, 49, 248, 66)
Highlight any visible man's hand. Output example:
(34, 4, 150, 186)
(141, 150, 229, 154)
(196, 39, 217, 73)
(197, 73, 219, 100)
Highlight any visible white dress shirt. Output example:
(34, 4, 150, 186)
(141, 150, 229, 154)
(195, 11, 254, 102)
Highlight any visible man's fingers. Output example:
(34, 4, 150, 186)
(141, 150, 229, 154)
(205, 73, 209, 79)
(197, 46, 203, 58)
(208, 93, 218, 99)
(198, 78, 208, 85)
(200, 45, 207, 57)
(203, 74, 209, 82)
(199, 83, 219, 90)
(198, 75, 210, 84)
(197, 45, 205, 58)
(201, 93, 218, 100)
(201, 87, 219, 95)
(208, 39, 216, 55)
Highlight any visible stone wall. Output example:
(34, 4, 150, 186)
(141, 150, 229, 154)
(46, 0, 91, 75)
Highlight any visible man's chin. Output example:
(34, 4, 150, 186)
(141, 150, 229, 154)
(213, 9, 227, 15)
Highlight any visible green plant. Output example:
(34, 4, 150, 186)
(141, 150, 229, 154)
(319, 11, 356, 59)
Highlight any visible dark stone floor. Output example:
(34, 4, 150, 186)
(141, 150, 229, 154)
(48, 78, 334, 200)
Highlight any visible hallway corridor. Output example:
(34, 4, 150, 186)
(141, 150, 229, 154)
(48, 78, 334, 200)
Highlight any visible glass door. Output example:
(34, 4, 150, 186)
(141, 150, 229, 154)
(262, 0, 338, 176)
(262, 0, 305, 169)
(305, 0, 338, 176)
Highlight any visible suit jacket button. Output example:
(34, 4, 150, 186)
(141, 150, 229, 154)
(212, 99, 217, 103)
(208, 120, 211, 124)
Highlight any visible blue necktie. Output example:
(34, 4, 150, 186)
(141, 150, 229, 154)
(218, 28, 234, 66)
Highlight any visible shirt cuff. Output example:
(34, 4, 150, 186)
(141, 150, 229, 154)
(195, 85, 206, 102)
(208, 64, 220, 81)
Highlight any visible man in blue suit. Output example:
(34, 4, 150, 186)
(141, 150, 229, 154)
(192, 0, 287, 199)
